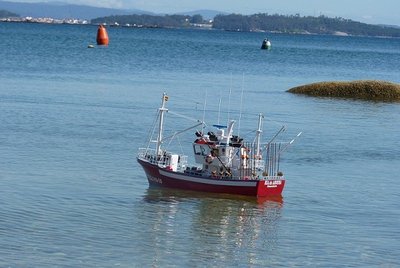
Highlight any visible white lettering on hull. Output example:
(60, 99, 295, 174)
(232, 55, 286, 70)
(264, 180, 282, 188)
(148, 175, 162, 184)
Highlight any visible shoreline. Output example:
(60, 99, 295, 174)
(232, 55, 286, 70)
(1, 20, 399, 39)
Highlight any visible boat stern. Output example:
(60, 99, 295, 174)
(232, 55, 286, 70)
(256, 179, 285, 197)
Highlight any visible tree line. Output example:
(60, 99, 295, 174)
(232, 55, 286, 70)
(212, 13, 400, 37)
(92, 13, 400, 37)
(91, 14, 204, 27)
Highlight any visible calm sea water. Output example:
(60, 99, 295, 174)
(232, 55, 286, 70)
(1, 22, 400, 267)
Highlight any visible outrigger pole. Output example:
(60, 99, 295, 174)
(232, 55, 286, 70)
(279, 132, 303, 154)
(161, 121, 204, 142)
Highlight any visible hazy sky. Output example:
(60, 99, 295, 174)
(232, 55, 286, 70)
(10, 0, 400, 25)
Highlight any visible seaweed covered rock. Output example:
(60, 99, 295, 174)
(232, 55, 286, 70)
(287, 80, 400, 102)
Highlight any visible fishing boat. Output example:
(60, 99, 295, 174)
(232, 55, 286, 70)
(137, 93, 300, 197)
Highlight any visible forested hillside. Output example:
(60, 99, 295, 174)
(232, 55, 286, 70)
(212, 14, 400, 37)
(0, 9, 18, 18)
(92, 12, 400, 37)
(91, 14, 203, 27)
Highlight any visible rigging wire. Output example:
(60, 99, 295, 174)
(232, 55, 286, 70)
(201, 89, 207, 134)
(237, 73, 245, 136)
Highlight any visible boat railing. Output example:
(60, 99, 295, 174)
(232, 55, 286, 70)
(263, 175, 284, 180)
(137, 148, 154, 162)
(240, 141, 287, 178)
(210, 174, 284, 181)
(137, 148, 188, 170)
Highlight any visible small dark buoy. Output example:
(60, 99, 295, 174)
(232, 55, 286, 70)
(96, 25, 109, 46)
(261, 38, 271, 50)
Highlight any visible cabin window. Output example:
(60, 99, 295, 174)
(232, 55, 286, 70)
(194, 145, 206, 155)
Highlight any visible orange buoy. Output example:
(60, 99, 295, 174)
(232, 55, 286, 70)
(96, 25, 109, 46)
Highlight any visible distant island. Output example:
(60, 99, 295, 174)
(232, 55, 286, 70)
(91, 13, 400, 37)
(213, 14, 400, 37)
(1, 0, 400, 37)
(91, 14, 210, 28)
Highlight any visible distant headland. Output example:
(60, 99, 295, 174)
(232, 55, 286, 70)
(287, 80, 400, 102)
(91, 13, 400, 37)
(1, 0, 400, 37)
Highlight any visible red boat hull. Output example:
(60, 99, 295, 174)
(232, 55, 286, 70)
(137, 158, 284, 197)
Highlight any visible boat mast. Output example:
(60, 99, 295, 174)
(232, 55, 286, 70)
(156, 93, 168, 156)
(255, 113, 264, 156)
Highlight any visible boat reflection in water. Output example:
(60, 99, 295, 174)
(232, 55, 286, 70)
(140, 188, 283, 266)
(143, 187, 283, 206)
